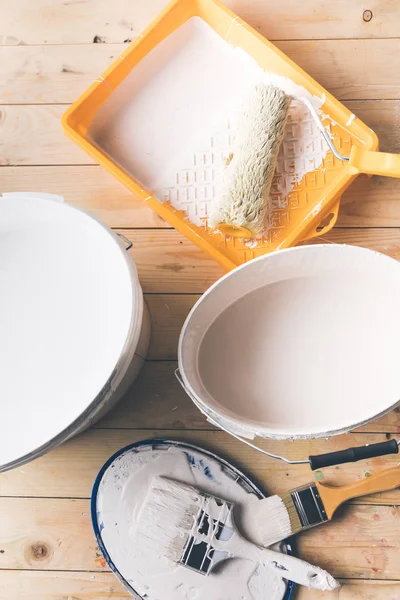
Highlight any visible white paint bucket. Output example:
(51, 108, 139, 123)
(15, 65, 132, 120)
(178, 244, 400, 442)
(0, 193, 150, 472)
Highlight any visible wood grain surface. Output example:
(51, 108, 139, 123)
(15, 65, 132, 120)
(1, 0, 400, 598)
(0, 0, 398, 44)
(3, 41, 400, 104)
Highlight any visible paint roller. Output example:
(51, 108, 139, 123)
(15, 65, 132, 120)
(210, 83, 363, 239)
(209, 84, 291, 238)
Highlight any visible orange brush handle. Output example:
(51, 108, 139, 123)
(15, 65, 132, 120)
(316, 466, 400, 519)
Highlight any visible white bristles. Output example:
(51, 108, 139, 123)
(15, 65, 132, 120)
(131, 477, 203, 566)
(209, 84, 291, 236)
(252, 493, 302, 547)
(249, 495, 293, 547)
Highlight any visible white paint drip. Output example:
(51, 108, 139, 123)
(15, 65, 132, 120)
(346, 113, 356, 127)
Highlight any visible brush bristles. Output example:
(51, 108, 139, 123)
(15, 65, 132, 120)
(131, 477, 202, 565)
(210, 83, 291, 237)
(280, 491, 304, 536)
(249, 494, 293, 548)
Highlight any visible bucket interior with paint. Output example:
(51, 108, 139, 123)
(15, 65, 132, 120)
(179, 244, 400, 440)
(0, 193, 150, 471)
(92, 439, 294, 600)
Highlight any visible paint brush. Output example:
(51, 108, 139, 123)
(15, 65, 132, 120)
(251, 465, 400, 548)
(132, 476, 339, 591)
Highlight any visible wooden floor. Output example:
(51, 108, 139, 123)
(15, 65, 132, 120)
(2, 1, 400, 598)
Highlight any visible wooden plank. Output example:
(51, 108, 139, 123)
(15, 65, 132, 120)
(0, 222, 382, 297)
(145, 294, 198, 360)
(0, 0, 169, 46)
(0, 571, 130, 600)
(119, 227, 400, 293)
(234, 2, 399, 42)
(0, 571, 119, 599)
(338, 176, 400, 228)
(0, 166, 169, 229)
(95, 361, 208, 429)
(1, 428, 400, 502)
(276, 40, 400, 101)
(1, 498, 400, 579)
(2, 169, 400, 230)
(0, 498, 98, 571)
(0, 100, 400, 165)
(0, 105, 93, 166)
(2, 165, 400, 229)
(0, 100, 398, 165)
(309, 228, 400, 259)
(3, 41, 400, 104)
(1, 101, 400, 228)
(0, 0, 397, 45)
(122, 229, 224, 293)
(298, 505, 400, 580)
(298, 581, 400, 599)
(0, 573, 394, 600)
(0, 45, 122, 104)
(347, 101, 400, 155)
(95, 361, 400, 435)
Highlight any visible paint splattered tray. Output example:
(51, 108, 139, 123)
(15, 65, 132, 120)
(62, 0, 377, 270)
(92, 439, 294, 600)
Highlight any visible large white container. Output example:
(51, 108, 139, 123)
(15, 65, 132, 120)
(178, 244, 400, 441)
(0, 193, 150, 472)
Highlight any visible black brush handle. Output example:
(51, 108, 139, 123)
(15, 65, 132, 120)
(309, 439, 399, 470)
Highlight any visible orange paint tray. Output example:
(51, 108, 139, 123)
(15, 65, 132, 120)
(63, 0, 391, 271)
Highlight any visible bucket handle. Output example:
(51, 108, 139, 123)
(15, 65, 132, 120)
(174, 369, 308, 466)
(175, 369, 400, 470)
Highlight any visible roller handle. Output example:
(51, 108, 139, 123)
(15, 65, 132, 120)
(349, 146, 400, 178)
(309, 439, 399, 470)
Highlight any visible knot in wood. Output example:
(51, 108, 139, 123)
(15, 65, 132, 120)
(363, 10, 373, 22)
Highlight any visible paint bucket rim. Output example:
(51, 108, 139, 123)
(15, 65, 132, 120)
(178, 243, 400, 441)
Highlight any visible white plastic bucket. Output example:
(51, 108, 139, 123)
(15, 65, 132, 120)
(178, 244, 400, 441)
(0, 193, 150, 471)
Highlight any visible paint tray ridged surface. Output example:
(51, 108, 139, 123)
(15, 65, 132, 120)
(62, 0, 377, 270)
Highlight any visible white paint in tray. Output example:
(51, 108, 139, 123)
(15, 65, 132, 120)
(88, 17, 329, 232)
